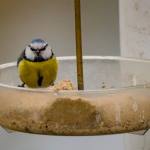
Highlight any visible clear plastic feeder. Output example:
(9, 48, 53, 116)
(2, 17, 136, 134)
(0, 56, 149, 135)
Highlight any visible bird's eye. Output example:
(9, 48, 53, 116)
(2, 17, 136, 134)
(40, 44, 48, 51)
(40, 47, 46, 51)
(30, 48, 36, 51)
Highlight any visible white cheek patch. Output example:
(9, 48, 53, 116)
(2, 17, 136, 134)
(25, 46, 35, 61)
(41, 46, 52, 59)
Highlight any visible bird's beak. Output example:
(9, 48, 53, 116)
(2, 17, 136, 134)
(36, 50, 40, 56)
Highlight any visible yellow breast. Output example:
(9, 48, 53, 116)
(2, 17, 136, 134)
(18, 57, 58, 88)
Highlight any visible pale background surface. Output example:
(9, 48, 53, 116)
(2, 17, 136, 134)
(0, 0, 150, 150)
(119, 0, 150, 149)
(0, 0, 120, 63)
(120, 0, 150, 59)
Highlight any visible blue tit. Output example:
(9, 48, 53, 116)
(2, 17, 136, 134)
(17, 39, 58, 88)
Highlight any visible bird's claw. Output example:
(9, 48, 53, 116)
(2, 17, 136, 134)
(18, 83, 25, 87)
(51, 82, 54, 86)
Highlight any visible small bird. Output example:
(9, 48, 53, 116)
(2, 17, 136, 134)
(17, 39, 58, 88)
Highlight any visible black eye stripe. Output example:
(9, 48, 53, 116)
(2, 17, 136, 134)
(30, 48, 36, 51)
(40, 47, 46, 51)
(29, 44, 48, 51)
(30, 47, 46, 51)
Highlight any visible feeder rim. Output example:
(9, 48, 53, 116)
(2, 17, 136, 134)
(0, 55, 149, 93)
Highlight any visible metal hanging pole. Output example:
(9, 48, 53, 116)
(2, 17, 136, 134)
(74, 0, 84, 90)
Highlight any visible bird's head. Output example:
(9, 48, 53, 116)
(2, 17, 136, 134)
(25, 39, 54, 62)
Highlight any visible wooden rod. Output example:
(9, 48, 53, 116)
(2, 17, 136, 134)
(74, 0, 84, 90)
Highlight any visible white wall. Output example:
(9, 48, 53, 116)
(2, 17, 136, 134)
(119, 0, 150, 59)
(0, 0, 120, 63)
(119, 0, 150, 149)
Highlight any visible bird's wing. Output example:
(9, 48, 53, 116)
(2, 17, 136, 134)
(17, 49, 25, 67)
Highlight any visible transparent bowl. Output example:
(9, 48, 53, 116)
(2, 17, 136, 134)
(0, 56, 149, 136)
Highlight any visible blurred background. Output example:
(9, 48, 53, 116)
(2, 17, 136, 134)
(0, 0, 119, 63)
(0, 0, 150, 150)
